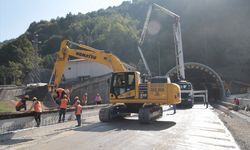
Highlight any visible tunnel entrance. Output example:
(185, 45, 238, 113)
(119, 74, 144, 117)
(167, 62, 225, 103)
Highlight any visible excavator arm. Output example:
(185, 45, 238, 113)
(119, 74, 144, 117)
(48, 40, 126, 92)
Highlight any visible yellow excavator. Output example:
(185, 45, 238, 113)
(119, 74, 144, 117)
(48, 40, 181, 123)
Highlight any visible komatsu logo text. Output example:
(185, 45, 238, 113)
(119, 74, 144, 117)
(76, 52, 96, 59)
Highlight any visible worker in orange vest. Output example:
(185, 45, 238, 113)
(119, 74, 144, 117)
(75, 100, 82, 127)
(16, 95, 29, 111)
(29, 97, 42, 127)
(82, 93, 88, 105)
(55, 88, 67, 100)
(234, 98, 240, 105)
(95, 93, 102, 105)
(58, 95, 68, 123)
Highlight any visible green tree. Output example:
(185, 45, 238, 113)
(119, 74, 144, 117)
(0, 36, 34, 84)
(0, 65, 7, 84)
(8, 61, 22, 85)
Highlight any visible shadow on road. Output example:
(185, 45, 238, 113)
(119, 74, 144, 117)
(74, 118, 176, 132)
(0, 138, 33, 145)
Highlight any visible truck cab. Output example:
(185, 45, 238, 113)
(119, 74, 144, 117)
(177, 80, 194, 108)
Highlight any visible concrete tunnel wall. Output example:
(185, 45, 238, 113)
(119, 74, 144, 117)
(167, 62, 225, 102)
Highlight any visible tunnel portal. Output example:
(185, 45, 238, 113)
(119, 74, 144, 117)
(167, 62, 225, 103)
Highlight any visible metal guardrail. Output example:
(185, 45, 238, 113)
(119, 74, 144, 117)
(194, 90, 208, 104)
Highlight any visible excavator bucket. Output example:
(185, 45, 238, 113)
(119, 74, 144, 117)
(24, 85, 58, 108)
(43, 92, 59, 108)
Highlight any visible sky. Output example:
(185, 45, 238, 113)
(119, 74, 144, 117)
(0, 0, 127, 42)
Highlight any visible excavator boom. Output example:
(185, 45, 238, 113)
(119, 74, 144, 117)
(48, 40, 126, 91)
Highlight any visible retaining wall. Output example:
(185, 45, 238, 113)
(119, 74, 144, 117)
(0, 87, 26, 101)
(0, 105, 107, 135)
(69, 73, 111, 105)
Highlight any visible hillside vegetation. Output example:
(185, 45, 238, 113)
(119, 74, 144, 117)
(0, 0, 250, 84)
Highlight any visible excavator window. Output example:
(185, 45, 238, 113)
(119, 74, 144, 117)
(128, 74, 135, 86)
(110, 72, 136, 97)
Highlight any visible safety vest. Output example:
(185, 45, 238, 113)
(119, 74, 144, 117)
(56, 88, 65, 99)
(16, 101, 23, 108)
(95, 95, 102, 102)
(60, 98, 68, 109)
(234, 98, 240, 105)
(75, 104, 82, 115)
(34, 101, 42, 112)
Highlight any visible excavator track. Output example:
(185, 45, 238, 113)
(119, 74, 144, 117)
(138, 105, 163, 123)
(99, 106, 113, 122)
(99, 104, 129, 122)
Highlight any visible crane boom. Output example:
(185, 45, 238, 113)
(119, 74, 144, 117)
(138, 5, 153, 77)
(152, 3, 185, 80)
(173, 18, 185, 80)
(152, 3, 180, 18)
(139, 5, 152, 46)
(138, 3, 186, 80)
(137, 46, 152, 76)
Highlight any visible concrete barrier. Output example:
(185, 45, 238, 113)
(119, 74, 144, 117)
(0, 104, 108, 135)
(238, 98, 250, 107)
(225, 96, 250, 109)
(213, 104, 250, 123)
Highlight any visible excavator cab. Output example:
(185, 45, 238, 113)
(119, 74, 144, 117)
(110, 72, 138, 99)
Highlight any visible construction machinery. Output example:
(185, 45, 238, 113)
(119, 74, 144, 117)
(48, 40, 181, 123)
(177, 80, 194, 108)
(138, 3, 194, 107)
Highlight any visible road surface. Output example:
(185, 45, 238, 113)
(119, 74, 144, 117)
(0, 104, 240, 150)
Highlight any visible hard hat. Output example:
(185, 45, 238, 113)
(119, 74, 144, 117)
(74, 96, 79, 100)
(24, 95, 29, 99)
(85, 93, 88, 95)
(63, 95, 68, 98)
(97, 93, 99, 95)
(76, 100, 80, 104)
(33, 97, 37, 101)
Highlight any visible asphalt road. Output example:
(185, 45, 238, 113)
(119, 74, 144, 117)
(0, 104, 240, 150)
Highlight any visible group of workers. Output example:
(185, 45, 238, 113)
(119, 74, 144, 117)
(15, 90, 103, 127)
(15, 95, 42, 127)
(57, 91, 102, 126)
